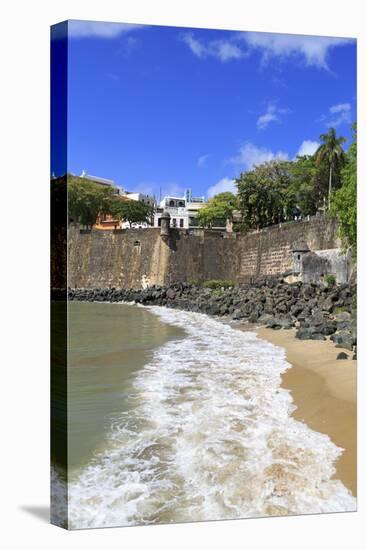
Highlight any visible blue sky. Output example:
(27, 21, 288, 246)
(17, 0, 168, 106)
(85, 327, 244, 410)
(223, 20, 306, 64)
(52, 20, 356, 199)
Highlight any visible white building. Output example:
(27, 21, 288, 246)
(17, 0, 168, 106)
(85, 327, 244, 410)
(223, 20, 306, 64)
(80, 172, 156, 208)
(121, 191, 156, 208)
(80, 171, 157, 230)
(153, 189, 206, 229)
(80, 170, 116, 189)
(118, 191, 156, 229)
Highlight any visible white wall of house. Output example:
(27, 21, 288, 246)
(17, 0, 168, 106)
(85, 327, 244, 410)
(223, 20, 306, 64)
(154, 210, 189, 229)
(123, 192, 156, 207)
(154, 196, 206, 229)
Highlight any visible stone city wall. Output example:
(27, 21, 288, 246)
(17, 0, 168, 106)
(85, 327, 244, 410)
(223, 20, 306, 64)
(66, 218, 341, 289)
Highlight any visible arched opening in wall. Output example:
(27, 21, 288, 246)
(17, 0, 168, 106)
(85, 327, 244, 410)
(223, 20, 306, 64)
(298, 254, 301, 260)
(134, 240, 141, 247)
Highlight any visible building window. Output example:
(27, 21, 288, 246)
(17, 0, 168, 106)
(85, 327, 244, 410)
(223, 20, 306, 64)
(172, 218, 177, 227)
(158, 218, 162, 227)
(179, 218, 184, 228)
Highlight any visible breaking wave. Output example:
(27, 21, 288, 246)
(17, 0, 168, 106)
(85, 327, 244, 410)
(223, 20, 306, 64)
(66, 307, 356, 529)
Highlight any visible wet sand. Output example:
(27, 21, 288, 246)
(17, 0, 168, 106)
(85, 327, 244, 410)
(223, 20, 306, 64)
(255, 327, 357, 496)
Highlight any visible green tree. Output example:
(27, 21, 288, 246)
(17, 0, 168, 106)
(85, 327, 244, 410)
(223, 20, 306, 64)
(330, 124, 357, 256)
(112, 199, 153, 228)
(197, 192, 239, 228)
(68, 176, 118, 228)
(288, 155, 329, 216)
(236, 161, 296, 231)
(315, 128, 346, 209)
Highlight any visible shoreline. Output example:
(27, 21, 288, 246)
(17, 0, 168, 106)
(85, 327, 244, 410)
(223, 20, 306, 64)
(66, 295, 357, 497)
(67, 280, 357, 359)
(254, 326, 357, 497)
(61, 302, 357, 526)
(67, 296, 357, 496)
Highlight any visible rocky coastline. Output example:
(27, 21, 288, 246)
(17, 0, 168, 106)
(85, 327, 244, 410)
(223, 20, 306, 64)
(67, 279, 357, 358)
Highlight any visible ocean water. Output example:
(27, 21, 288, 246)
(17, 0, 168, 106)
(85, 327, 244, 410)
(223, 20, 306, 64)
(66, 302, 184, 474)
(53, 302, 356, 528)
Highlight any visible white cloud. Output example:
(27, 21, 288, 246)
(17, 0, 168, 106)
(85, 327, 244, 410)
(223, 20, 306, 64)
(207, 177, 236, 198)
(181, 33, 246, 62)
(68, 21, 142, 38)
(241, 32, 351, 69)
(182, 33, 206, 57)
(197, 154, 209, 167)
(226, 137, 334, 172)
(329, 102, 351, 114)
(320, 102, 352, 127)
(257, 105, 279, 130)
(228, 142, 288, 170)
(181, 30, 352, 70)
(296, 139, 320, 157)
(211, 40, 244, 62)
(256, 103, 290, 130)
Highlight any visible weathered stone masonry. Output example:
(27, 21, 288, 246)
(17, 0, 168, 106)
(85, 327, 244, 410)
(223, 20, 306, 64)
(67, 218, 340, 290)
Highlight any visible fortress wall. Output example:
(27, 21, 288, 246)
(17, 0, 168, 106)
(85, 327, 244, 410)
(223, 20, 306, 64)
(66, 218, 340, 289)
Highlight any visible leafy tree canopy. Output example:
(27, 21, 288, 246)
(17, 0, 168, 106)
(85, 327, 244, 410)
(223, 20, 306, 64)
(315, 127, 347, 209)
(235, 161, 296, 231)
(232, 125, 351, 234)
(68, 176, 118, 228)
(67, 175, 153, 228)
(112, 198, 153, 227)
(287, 154, 330, 216)
(330, 123, 357, 256)
(197, 192, 239, 228)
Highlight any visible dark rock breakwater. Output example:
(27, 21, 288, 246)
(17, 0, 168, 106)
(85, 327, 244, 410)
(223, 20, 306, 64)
(67, 279, 357, 355)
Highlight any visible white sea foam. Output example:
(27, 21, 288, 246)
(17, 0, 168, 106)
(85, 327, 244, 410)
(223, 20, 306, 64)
(51, 466, 68, 528)
(67, 307, 356, 528)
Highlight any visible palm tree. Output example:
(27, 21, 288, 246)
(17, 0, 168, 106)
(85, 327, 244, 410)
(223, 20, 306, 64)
(315, 128, 346, 210)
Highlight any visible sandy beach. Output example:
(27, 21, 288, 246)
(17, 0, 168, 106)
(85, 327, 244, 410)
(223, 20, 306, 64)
(255, 327, 357, 496)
